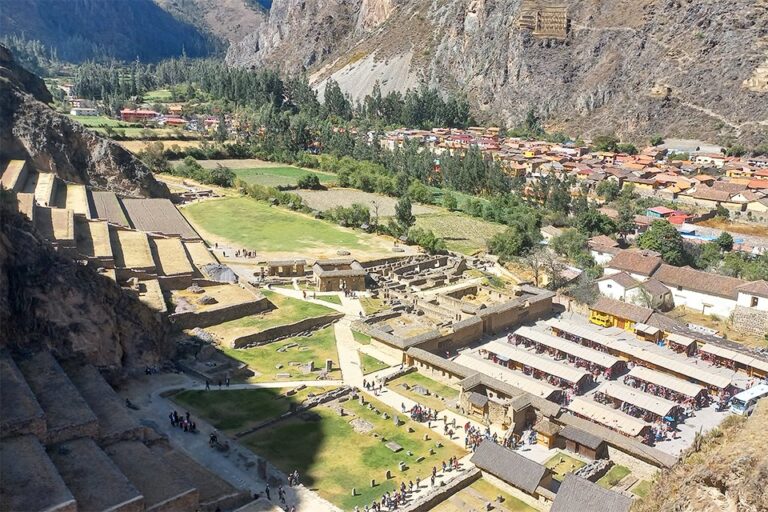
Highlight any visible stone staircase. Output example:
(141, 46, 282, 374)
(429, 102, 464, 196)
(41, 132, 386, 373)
(0, 351, 252, 512)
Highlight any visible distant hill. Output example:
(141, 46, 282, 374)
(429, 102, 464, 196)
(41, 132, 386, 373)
(0, 0, 218, 62)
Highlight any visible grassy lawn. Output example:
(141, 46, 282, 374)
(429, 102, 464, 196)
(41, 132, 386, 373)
(233, 166, 337, 188)
(206, 290, 335, 342)
(360, 296, 387, 315)
(415, 212, 504, 255)
(221, 325, 341, 382)
(359, 351, 389, 375)
(143, 88, 173, 101)
(315, 295, 342, 306)
(387, 372, 459, 412)
(241, 395, 467, 509)
(597, 465, 631, 489)
(182, 196, 378, 253)
(351, 330, 371, 345)
(67, 114, 130, 127)
(631, 479, 653, 497)
(544, 452, 587, 482)
(171, 387, 329, 433)
(430, 478, 537, 512)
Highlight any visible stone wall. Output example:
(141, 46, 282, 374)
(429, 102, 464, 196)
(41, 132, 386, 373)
(169, 297, 272, 330)
(231, 313, 343, 348)
(401, 468, 480, 512)
(732, 305, 768, 336)
(482, 471, 551, 511)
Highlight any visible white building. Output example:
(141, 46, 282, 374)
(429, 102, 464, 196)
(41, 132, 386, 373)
(597, 272, 671, 310)
(70, 107, 98, 116)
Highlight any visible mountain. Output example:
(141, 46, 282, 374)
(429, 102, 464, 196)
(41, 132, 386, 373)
(154, 0, 269, 47)
(226, 0, 768, 145)
(0, 45, 169, 198)
(0, 0, 217, 62)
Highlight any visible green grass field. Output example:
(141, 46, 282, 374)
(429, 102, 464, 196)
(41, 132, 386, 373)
(597, 465, 631, 489)
(67, 115, 131, 127)
(631, 479, 653, 497)
(143, 88, 174, 101)
(171, 387, 328, 433)
(351, 330, 371, 345)
(221, 325, 341, 382)
(387, 372, 459, 412)
(241, 395, 466, 509)
(315, 295, 342, 306)
(233, 166, 337, 188)
(359, 351, 389, 375)
(207, 290, 335, 340)
(545, 452, 587, 482)
(183, 197, 379, 253)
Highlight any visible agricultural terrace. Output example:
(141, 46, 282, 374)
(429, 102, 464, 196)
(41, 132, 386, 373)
(416, 212, 505, 255)
(221, 326, 341, 383)
(120, 139, 203, 153)
(181, 196, 404, 259)
(234, 167, 336, 188)
(171, 387, 333, 433)
(171, 284, 258, 314)
(295, 189, 440, 217)
(205, 290, 336, 344)
(240, 395, 467, 510)
(387, 372, 460, 412)
(429, 478, 537, 512)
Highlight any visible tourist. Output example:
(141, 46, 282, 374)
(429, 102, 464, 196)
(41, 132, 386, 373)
(205, 380, 210, 390)
(416, 477, 421, 488)
(292, 470, 299, 485)
(225, 377, 230, 387)
(264, 484, 271, 500)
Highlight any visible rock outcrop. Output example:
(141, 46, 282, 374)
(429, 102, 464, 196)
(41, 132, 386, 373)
(0, 45, 170, 198)
(0, 200, 174, 373)
(227, 0, 768, 145)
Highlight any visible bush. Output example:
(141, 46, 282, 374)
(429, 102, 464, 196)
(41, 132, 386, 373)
(297, 174, 322, 189)
(407, 227, 447, 254)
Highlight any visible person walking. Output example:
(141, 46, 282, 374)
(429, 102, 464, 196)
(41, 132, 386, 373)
(264, 484, 271, 501)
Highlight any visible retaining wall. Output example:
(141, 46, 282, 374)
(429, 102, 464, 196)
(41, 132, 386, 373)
(230, 313, 343, 348)
(169, 297, 273, 330)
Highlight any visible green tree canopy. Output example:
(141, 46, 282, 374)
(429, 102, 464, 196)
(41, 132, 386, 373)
(637, 220, 688, 266)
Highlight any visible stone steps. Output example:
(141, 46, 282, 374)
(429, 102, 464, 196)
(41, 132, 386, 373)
(0, 159, 28, 191)
(16, 352, 99, 445)
(49, 437, 144, 512)
(33, 205, 75, 248)
(62, 363, 146, 445)
(0, 355, 46, 440)
(106, 440, 199, 512)
(75, 216, 115, 267)
(110, 227, 158, 275)
(149, 443, 252, 512)
(0, 435, 76, 512)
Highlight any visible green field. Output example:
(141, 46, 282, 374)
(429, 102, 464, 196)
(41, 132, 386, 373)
(233, 166, 337, 188)
(143, 88, 174, 101)
(221, 325, 341, 382)
(360, 296, 387, 315)
(183, 196, 381, 253)
(171, 387, 328, 432)
(67, 115, 131, 127)
(545, 452, 587, 482)
(631, 479, 653, 497)
(241, 395, 467, 509)
(207, 290, 336, 344)
(315, 295, 342, 306)
(359, 351, 389, 375)
(351, 330, 371, 345)
(387, 372, 459, 412)
(415, 212, 504, 255)
(597, 465, 631, 489)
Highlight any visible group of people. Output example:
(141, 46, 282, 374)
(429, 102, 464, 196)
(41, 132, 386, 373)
(257, 483, 293, 510)
(204, 378, 231, 390)
(405, 403, 437, 423)
(169, 409, 197, 433)
(214, 242, 257, 259)
(354, 458, 463, 512)
(464, 423, 500, 451)
(362, 379, 385, 396)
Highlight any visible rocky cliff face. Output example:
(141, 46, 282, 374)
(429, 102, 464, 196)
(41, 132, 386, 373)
(0, 201, 174, 373)
(227, 0, 768, 144)
(0, 45, 170, 198)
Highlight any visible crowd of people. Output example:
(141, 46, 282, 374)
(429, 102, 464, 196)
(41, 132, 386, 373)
(168, 409, 197, 433)
(405, 403, 437, 423)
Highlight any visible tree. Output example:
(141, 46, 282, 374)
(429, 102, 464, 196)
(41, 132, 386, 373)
(407, 227, 446, 254)
(616, 143, 638, 155)
(395, 196, 416, 234)
(715, 232, 734, 252)
(714, 204, 729, 219)
(616, 206, 636, 240)
(488, 226, 535, 262)
(550, 229, 588, 260)
(442, 191, 458, 211)
(138, 141, 168, 172)
(575, 208, 616, 236)
(524, 248, 546, 287)
(695, 242, 722, 270)
(208, 164, 235, 187)
(596, 180, 620, 202)
(637, 220, 688, 266)
(297, 174, 322, 189)
(650, 134, 664, 146)
(592, 134, 620, 152)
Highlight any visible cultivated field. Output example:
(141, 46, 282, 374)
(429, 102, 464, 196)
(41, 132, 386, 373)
(295, 188, 440, 216)
(119, 139, 203, 153)
(415, 212, 505, 255)
(232, 166, 337, 188)
(181, 196, 407, 260)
